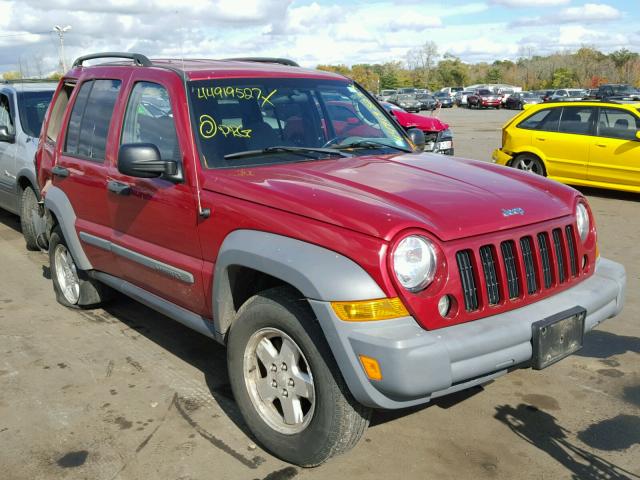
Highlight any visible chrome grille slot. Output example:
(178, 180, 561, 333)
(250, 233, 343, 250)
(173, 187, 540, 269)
(552, 228, 566, 283)
(537, 232, 553, 288)
(456, 250, 479, 311)
(520, 236, 538, 294)
(501, 240, 520, 299)
(566, 225, 578, 277)
(480, 245, 500, 305)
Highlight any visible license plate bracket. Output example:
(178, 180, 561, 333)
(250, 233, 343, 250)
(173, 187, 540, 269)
(531, 306, 586, 370)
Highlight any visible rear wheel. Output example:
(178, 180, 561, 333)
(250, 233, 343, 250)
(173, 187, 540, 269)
(227, 287, 371, 466)
(512, 153, 546, 176)
(49, 226, 111, 308)
(20, 186, 39, 251)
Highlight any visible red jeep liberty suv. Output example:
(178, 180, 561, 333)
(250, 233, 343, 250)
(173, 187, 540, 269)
(36, 53, 626, 466)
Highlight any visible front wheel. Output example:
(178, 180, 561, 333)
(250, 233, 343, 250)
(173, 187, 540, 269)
(227, 287, 371, 466)
(512, 154, 546, 176)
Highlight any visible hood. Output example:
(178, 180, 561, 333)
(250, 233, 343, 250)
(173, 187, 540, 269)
(203, 153, 577, 242)
(392, 110, 449, 132)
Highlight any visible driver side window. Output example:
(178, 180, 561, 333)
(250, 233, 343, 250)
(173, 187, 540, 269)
(121, 82, 180, 162)
(0, 94, 14, 135)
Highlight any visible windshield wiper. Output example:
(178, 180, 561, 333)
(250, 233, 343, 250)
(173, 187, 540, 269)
(224, 146, 352, 160)
(334, 140, 412, 153)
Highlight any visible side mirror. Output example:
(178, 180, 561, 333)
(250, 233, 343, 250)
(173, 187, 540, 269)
(636, 130, 640, 141)
(407, 128, 426, 152)
(0, 125, 15, 143)
(118, 143, 177, 178)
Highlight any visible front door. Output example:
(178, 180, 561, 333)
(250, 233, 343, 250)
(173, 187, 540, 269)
(0, 92, 17, 210)
(54, 78, 123, 274)
(588, 107, 640, 189)
(107, 78, 206, 315)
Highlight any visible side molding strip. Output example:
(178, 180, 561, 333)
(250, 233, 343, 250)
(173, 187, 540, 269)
(79, 232, 195, 285)
(91, 271, 221, 343)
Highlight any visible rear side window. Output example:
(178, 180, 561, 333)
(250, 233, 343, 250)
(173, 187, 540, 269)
(46, 82, 75, 142)
(0, 93, 14, 135)
(558, 106, 595, 135)
(65, 79, 121, 161)
(598, 108, 640, 140)
(518, 108, 561, 132)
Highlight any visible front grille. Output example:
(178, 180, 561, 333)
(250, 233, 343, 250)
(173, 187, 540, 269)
(456, 250, 478, 312)
(456, 223, 579, 312)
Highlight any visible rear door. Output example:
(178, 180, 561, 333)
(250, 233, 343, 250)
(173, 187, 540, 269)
(106, 76, 206, 314)
(588, 107, 640, 188)
(55, 78, 124, 274)
(533, 106, 594, 181)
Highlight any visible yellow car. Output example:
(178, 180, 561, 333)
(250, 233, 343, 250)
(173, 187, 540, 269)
(492, 100, 640, 193)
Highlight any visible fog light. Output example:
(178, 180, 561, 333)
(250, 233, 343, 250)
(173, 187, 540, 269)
(438, 295, 451, 317)
(359, 355, 382, 381)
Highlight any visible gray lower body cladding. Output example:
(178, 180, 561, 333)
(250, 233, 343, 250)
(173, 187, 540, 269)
(309, 257, 626, 409)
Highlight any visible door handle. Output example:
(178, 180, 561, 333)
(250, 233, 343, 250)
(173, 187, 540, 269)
(595, 143, 607, 148)
(51, 165, 70, 178)
(107, 180, 131, 196)
(535, 137, 546, 142)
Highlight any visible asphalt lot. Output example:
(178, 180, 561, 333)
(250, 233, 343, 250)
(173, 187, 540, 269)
(1, 107, 638, 480)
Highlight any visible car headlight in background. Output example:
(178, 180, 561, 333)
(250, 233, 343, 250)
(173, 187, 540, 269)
(393, 236, 437, 291)
(576, 203, 590, 242)
(440, 128, 453, 140)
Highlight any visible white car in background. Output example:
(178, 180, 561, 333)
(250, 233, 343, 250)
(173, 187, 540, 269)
(550, 89, 587, 101)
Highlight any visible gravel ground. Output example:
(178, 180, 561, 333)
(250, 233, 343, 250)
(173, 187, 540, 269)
(0, 106, 638, 480)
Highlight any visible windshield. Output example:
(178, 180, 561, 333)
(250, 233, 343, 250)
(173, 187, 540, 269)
(16, 90, 54, 137)
(522, 92, 537, 98)
(568, 90, 584, 97)
(188, 78, 409, 168)
(478, 89, 492, 95)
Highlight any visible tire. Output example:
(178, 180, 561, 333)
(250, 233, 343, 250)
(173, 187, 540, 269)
(49, 226, 111, 308)
(227, 287, 371, 467)
(512, 153, 546, 176)
(20, 186, 39, 251)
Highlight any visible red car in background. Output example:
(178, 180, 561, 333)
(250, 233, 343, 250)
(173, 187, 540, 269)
(380, 101, 454, 155)
(467, 88, 502, 109)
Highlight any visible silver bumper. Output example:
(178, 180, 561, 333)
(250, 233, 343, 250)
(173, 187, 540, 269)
(310, 257, 626, 409)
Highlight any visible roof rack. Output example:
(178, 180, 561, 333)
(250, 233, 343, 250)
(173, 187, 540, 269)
(1, 78, 58, 84)
(223, 57, 300, 67)
(72, 52, 152, 68)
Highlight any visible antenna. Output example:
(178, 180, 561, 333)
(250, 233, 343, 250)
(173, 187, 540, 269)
(178, 17, 210, 219)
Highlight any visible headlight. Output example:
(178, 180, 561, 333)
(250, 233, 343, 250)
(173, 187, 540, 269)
(576, 203, 590, 242)
(440, 128, 453, 140)
(392, 236, 437, 291)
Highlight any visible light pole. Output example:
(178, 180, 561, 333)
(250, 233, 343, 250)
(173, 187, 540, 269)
(54, 25, 71, 72)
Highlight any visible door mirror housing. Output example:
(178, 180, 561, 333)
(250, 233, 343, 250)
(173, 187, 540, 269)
(0, 126, 15, 143)
(118, 143, 177, 178)
(407, 128, 426, 152)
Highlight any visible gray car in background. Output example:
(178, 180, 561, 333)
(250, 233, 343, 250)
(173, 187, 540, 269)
(0, 80, 56, 249)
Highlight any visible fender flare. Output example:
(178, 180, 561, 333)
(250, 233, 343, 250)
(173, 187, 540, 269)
(212, 229, 385, 335)
(44, 185, 93, 270)
(15, 167, 40, 200)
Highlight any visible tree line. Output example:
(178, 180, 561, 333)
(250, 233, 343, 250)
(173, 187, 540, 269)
(317, 42, 640, 93)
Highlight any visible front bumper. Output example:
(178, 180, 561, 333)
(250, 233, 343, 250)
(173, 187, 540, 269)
(310, 257, 625, 409)
(492, 148, 512, 165)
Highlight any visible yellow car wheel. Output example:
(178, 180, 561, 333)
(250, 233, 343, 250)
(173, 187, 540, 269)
(512, 153, 546, 176)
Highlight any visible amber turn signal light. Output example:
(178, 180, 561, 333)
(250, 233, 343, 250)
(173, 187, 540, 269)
(359, 355, 383, 381)
(331, 297, 409, 321)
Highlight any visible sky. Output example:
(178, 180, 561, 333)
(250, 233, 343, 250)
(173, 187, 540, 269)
(0, 0, 637, 75)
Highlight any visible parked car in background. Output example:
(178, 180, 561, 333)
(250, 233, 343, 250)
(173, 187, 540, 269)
(381, 101, 454, 154)
(497, 87, 515, 105)
(549, 89, 586, 102)
(396, 87, 418, 95)
(0, 80, 56, 250)
(389, 93, 421, 112)
(434, 92, 453, 108)
(416, 93, 437, 111)
(505, 91, 543, 110)
(535, 90, 555, 102)
(596, 84, 640, 101)
(467, 89, 501, 109)
(377, 89, 396, 102)
(492, 100, 640, 193)
(439, 86, 464, 98)
(455, 88, 475, 106)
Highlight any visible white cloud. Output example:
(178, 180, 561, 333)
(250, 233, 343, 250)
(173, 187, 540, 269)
(490, 0, 569, 6)
(512, 2, 621, 26)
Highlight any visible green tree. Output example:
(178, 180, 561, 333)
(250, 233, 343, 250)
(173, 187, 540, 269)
(551, 68, 578, 88)
(2, 71, 22, 80)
